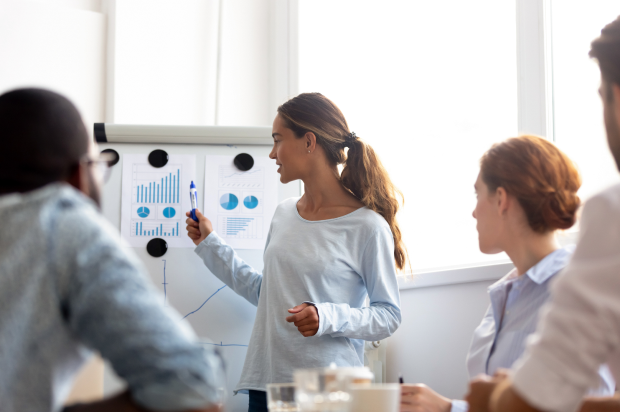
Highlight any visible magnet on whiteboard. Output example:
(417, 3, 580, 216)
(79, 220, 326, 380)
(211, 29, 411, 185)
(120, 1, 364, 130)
(234, 153, 254, 171)
(148, 149, 169, 168)
(101, 148, 120, 166)
(147, 238, 168, 257)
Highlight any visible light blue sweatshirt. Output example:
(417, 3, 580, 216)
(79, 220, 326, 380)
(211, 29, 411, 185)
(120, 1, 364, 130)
(0, 184, 225, 412)
(195, 197, 402, 393)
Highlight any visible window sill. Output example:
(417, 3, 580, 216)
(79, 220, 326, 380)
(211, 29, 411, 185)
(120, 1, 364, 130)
(398, 261, 514, 290)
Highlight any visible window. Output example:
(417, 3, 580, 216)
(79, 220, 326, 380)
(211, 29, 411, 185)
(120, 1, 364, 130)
(298, 1, 516, 271)
(550, 0, 620, 200)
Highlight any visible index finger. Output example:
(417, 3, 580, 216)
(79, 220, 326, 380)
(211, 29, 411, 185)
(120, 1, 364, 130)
(285, 311, 310, 323)
(186, 217, 199, 227)
(401, 384, 424, 395)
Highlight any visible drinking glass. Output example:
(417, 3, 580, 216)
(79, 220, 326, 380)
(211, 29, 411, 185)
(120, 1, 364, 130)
(267, 383, 299, 412)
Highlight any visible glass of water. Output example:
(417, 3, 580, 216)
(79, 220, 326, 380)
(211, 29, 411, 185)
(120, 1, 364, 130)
(267, 383, 299, 412)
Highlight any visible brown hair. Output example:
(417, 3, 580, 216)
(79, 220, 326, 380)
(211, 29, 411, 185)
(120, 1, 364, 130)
(277, 93, 408, 271)
(480, 135, 581, 233)
(590, 15, 620, 91)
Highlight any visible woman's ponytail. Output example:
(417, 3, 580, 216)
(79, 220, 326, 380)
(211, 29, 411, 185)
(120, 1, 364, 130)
(278, 93, 408, 271)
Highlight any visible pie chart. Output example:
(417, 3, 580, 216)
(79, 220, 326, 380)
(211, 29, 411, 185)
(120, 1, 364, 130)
(163, 207, 176, 218)
(137, 206, 150, 218)
(220, 193, 239, 210)
(243, 195, 259, 209)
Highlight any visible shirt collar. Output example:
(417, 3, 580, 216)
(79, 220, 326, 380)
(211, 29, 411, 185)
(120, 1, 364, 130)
(524, 245, 575, 284)
(489, 245, 575, 290)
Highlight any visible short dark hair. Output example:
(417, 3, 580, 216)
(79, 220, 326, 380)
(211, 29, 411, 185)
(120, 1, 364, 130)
(590, 15, 620, 88)
(0, 88, 89, 194)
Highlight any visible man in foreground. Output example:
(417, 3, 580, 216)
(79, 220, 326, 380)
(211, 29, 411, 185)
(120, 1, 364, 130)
(0, 88, 224, 412)
(466, 14, 620, 412)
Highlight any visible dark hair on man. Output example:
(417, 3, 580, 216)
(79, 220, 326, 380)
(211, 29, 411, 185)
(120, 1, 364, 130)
(590, 15, 620, 90)
(0, 88, 89, 195)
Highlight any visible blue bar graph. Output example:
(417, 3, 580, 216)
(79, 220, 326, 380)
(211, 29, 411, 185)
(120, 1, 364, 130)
(134, 168, 181, 204)
(132, 221, 181, 237)
(224, 217, 255, 236)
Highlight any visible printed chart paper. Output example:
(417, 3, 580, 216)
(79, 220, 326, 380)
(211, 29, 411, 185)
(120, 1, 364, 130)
(121, 154, 196, 248)
(204, 155, 278, 250)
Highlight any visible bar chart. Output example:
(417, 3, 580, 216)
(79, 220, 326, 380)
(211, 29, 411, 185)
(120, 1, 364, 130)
(133, 164, 182, 204)
(130, 162, 185, 239)
(218, 216, 263, 238)
(132, 221, 181, 237)
(121, 154, 196, 247)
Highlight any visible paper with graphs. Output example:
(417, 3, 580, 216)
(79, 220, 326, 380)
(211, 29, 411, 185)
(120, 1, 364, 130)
(120, 154, 196, 248)
(203, 155, 278, 250)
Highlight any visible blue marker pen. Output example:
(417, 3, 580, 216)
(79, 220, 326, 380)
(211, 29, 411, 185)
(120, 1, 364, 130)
(190, 181, 198, 222)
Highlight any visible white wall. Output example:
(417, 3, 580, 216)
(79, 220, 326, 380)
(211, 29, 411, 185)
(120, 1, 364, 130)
(0, 0, 106, 134)
(110, 0, 220, 125)
(387, 280, 495, 399)
(109, 0, 276, 127)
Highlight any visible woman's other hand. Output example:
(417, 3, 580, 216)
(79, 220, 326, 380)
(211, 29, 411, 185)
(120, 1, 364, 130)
(185, 209, 213, 246)
(286, 303, 319, 337)
(400, 384, 451, 412)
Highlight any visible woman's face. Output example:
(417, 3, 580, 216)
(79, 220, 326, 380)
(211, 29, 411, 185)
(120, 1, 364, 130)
(269, 114, 311, 183)
(472, 173, 504, 254)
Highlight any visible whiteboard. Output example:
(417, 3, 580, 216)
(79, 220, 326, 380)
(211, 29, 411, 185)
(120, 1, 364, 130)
(99, 141, 301, 412)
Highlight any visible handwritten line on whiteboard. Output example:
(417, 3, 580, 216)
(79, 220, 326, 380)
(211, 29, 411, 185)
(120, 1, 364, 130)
(162, 259, 168, 305)
(183, 285, 227, 319)
(200, 342, 249, 347)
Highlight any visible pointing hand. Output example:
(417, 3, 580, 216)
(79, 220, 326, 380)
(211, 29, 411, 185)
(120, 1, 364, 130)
(185, 209, 213, 245)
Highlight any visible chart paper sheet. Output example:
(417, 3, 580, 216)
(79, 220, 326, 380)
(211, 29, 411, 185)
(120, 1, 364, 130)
(121, 154, 196, 248)
(204, 155, 278, 250)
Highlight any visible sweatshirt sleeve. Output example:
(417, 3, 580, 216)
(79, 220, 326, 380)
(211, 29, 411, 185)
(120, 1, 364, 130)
(57, 209, 225, 412)
(194, 231, 265, 307)
(313, 226, 402, 340)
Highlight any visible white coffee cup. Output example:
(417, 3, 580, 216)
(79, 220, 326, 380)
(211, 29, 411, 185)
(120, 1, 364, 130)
(348, 383, 400, 412)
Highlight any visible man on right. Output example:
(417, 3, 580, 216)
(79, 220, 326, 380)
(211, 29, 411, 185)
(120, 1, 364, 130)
(466, 14, 620, 412)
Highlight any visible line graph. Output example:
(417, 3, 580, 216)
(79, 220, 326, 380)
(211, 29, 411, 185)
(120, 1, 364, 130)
(218, 165, 264, 188)
(183, 285, 228, 319)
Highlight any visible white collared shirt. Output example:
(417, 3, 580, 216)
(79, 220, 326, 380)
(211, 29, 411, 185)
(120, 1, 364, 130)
(451, 248, 615, 412)
(512, 183, 620, 412)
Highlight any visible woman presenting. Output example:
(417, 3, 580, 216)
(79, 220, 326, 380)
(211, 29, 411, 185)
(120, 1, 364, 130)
(186, 93, 405, 412)
(399, 135, 614, 412)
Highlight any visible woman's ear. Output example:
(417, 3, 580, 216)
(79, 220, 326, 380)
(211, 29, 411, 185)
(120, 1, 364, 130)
(496, 187, 509, 216)
(305, 132, 317, 152)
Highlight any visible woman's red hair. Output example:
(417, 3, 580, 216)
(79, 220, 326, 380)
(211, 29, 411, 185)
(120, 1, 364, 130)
(480, 135, 582, 232)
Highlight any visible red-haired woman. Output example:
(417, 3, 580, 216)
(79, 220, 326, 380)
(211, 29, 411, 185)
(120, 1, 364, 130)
(400, 135, 614, 412)
(186, 93, 405, 412)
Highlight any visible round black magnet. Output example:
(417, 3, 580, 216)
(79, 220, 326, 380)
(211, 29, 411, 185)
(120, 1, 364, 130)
(100, 148, 120, 166)
(146, 238, 168, 257)
(234, 153, 254, 171)
(148, 149, 169, 168)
